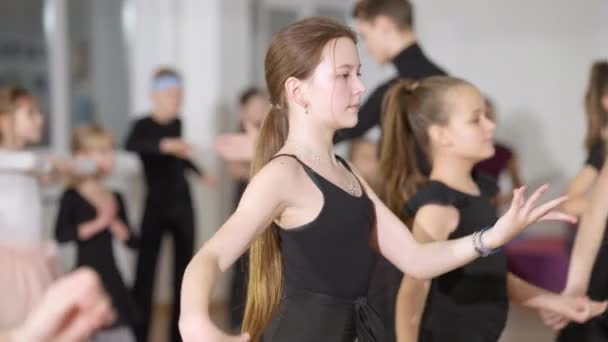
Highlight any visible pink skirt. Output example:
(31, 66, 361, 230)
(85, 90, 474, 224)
(0, 241, 60, 328)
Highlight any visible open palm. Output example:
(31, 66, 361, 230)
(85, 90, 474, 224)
(490, 185, 576, 247)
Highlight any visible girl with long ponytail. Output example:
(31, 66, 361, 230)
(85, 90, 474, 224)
(178, 18, 580, 342)
(377, 77, 606, 342)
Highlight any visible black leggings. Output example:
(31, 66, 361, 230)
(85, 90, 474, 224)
(261, 286, 385, 342)
(132, 199, 195, 342)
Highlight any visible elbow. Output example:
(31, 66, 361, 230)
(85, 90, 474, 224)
(178, 311, 205, 341)
(407, 272, 433, 282)
(185, 245, 219, 275)
(399, 263, 434, 281)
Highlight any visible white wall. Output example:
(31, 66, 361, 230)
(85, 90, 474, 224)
(344, 0, 606, 235)
(414, 0, 607, 189)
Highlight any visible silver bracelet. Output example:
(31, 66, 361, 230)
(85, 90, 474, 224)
(473, 227, 500, 257)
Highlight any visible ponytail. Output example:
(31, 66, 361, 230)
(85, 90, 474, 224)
(379, 79, 425, 220)
(242, 105, 287, 340)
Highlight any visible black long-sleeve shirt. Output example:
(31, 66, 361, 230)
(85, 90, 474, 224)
(334, 43, 447, 144)
(125, 116, 201, 203)
(55, 189, 139, 327)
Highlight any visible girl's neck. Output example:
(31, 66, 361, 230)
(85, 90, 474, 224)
(285, 121, 336, 165)
(430, 153, 479, 194)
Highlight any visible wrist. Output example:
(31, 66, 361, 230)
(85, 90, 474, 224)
(480, 227, 501, 250)
(564, 282, 586, 296)
(527, 292, 556, 310)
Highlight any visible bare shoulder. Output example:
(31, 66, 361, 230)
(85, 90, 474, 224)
(243, 154, 308, 198)
(413, 204, 459, 241)
(256, 154, 306, 180)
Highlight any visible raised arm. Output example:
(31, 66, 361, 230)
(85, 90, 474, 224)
(352, 165, 574, 280)
(0, 151, 50, 173)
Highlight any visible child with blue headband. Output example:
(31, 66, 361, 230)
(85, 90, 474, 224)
(125, 67, 214, 342)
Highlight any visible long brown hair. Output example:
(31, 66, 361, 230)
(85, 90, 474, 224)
(379, 76, 471, 220)
(584, 60, 608, 152)
(242, 17, 356, 340)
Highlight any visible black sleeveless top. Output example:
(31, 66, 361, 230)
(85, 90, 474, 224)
(272, 154, 376, 298)
(261, 154, 383, 342)
(405, 173, 509, 342)
(586, 141, 606, 171)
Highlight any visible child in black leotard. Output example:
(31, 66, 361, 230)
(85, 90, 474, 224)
(55, 124, 138, 342)
(178, 17, 577, 342)
(558, 60, 608, 341)
(378, 77, 606, 342)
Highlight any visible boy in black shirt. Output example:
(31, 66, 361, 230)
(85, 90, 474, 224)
(126, 67, 213, 342)
(335, 0, 447, 144)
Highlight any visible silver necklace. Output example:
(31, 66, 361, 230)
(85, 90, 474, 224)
(288, 143, 358, 196)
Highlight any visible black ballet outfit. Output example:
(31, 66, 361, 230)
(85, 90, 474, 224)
(125, 115, 203, 342)
(260, 154, 384, 342)
(54, 189, 139, 330)
(405, 174, 509, 342)
(558, 141, 608, 342)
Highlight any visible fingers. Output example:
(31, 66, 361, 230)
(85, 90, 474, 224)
(572, 297, 592, 323)
(529, 195, 569, 222)
(552, 317, 569, 331)
(538, 211, 578, 224)
(539, 309, 568, 331)
(509, 186, 526, 211)
(54, 295, 114, 342)
(522, 184, 550, 213)
(19, 268, 114, 342)
(589, 300, 608, 317)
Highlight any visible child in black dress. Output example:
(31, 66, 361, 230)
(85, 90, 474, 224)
(55, 124, 138, 342)
(377, 77, 607, 342)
